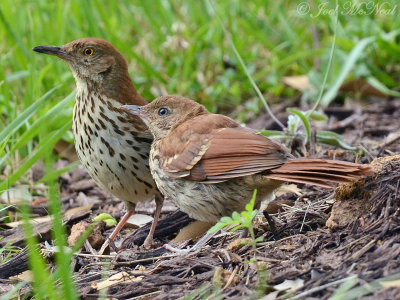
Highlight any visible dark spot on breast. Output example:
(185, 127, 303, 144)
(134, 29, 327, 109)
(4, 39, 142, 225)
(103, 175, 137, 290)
(98, 119, 107, 130)
(90, 97, 95, 112)
(130, 156, 138, 163)
(98, 96, 106, 105)
(87, 113, 94, 123)
(117, 116, 128, 123)
(120, 153, 126, 160)
(140, 153, 148, 160)
(114, 128, 125, 135)
(95, 123, 100, 130)
(108, 146, 115, 157)
(100, 137, 115, 157)
(143, 181, 153, 189)
(118, 162, 126, 171)
(99, 112, 110, 122)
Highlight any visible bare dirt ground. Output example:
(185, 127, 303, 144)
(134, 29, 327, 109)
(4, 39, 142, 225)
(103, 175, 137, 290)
(1, 97, 400, 299)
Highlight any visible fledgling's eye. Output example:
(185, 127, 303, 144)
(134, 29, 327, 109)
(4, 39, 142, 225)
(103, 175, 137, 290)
(158, 108, 169, 116)
(83, 48, 94, 56)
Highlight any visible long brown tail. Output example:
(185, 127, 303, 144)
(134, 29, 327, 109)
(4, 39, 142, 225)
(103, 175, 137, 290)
(265, 159, 373, 188)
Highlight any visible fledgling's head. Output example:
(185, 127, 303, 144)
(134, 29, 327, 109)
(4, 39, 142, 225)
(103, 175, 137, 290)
(33, 38, 145, 105)
(123, 96, 208, 140)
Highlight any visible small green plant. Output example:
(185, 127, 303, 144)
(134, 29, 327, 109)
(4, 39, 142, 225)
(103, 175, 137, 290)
(0, 239, 20, 264)
(208, 189, 262, 254)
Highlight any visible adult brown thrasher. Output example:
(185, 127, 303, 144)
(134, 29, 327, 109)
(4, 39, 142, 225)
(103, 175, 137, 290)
(33, 38, 163, 251)
(123, 96, 373, 223)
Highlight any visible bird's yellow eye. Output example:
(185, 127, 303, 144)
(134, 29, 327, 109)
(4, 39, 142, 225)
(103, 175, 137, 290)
(83, 48, 94, 56)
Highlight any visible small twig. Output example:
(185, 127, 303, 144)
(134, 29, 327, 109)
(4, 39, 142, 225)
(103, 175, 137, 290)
(334, 235, 371, 252)
(222, 266, 239, 290)
(293, 275, 358, 299)
(41, 248, 116, 259)
(129, 291, 162, 299)
(351, 239, 376, 261)
(299, 202, 311, 233)
(376, 132, 400, 156)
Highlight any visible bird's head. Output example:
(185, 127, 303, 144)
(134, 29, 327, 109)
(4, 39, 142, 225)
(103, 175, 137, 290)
(123, 96, 207, 140)
(33, 38, 145, 105)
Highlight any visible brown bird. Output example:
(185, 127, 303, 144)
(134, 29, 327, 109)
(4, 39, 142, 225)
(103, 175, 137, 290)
(123, 96, 372, 223)
(33, 38, 163, 250)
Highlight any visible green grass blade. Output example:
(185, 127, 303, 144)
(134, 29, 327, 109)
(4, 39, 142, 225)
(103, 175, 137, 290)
(367, 76, 400, 97)
(0, 87, 59, 146)
(10, 91, 75, 153)
(206, 0, 285, 129)
(21, 203, 58, 299)
(0, 281, 28, 300)
(287, 108, 311, 143)
(45, 153, 78, 300)
(38, 161, 79, 183)
(0, 120, 72, 191)
(329, 273, 400, 300)
(321, 36, 375, 106)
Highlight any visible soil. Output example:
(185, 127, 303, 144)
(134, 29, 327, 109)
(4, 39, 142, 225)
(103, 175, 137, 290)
(0, 97, 400, 299)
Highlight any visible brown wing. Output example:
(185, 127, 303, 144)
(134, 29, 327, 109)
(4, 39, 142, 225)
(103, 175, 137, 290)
(157, 114, 289, 183)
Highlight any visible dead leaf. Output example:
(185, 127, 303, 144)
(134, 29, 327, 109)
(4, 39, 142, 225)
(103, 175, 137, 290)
(225, 238, 252, 251)
(212, 266, 239, 288)
(69, 179, 97, 191)
(0, 186, 32, 204)
(340, 78, 386, 98)
(273, 278, 304, 292)
(258, 290, 280, 300)
(68, 221, 90, 247)
(6, 215, 52, 228)
(283, 75, 313, 92)
(9, 270, 33, 282)
(125, 214, 154, 229)
(63, 205, 93, 223)
(92, 271, 145, 291)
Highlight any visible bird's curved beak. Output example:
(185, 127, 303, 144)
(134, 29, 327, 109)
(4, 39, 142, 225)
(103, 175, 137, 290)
(32, 45, 70, 61)
(122, 105, 154, 125)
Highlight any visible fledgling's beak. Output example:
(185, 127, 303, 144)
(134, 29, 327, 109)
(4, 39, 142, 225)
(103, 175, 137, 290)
(122, 105, 154, 125)
(32, 45, 70, 61)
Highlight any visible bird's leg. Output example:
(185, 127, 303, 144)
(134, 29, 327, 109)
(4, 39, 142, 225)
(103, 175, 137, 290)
(142, 195, 164, 248)
(263, 211, 279, 240)
(98, 209, 134, 255)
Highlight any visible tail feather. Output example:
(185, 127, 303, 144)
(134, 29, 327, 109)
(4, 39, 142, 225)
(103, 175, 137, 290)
(265, 159, 372, 188)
